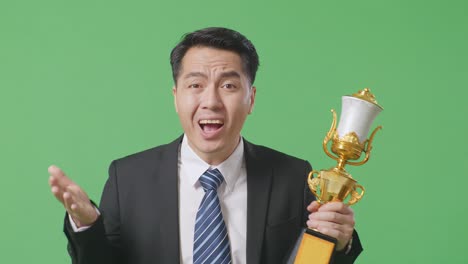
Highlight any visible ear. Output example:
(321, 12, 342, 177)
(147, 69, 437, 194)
(172, 86, 178, 113)
(248, 86, 256, 114)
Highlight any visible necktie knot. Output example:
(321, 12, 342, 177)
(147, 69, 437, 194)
(199, 168, 224, 191)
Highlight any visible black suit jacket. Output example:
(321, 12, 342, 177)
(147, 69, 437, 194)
(64, 137, 362, 264)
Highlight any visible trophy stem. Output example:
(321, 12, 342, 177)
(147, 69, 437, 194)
(337, 157, 346, 171)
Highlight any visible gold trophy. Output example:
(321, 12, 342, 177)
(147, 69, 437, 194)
(288, 88, 383, 264)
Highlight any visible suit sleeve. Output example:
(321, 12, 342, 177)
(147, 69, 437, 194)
(301, 160, 363, 264)
(332, 230, 363, 264)
(63, 161, 124, 264)
(302, 161, 315, 225)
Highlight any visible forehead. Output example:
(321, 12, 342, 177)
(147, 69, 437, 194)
(180, 46, 243, 74)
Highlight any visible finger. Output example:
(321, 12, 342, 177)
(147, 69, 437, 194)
(317, 227, 344, 242)
(66, 184, 89, 204)
(48, 165, 65, 177)
(63, 190, 82, 218)
(307, 215, 354, 231)
(66, 185, 95, 215)
(307, 201, 321, 213)
(50, 174, 68, 203)
(50, 173, 76, 204)
(64, 191, 82, 217)
(307, 219, 318, 229)
(63, 191, 75, 212)
(51, 184, 65, 204)
(318, 202, 353, 215)
(63, 191, 83, 226)
(309, 211, 350, 225)
(314, 220, 354, 234)
(68, 186, 88, 210)
(48, 165, 74, 187)
(48, 175, 56, 186)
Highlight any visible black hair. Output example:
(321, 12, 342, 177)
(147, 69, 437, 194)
(170, 27, 259, 85)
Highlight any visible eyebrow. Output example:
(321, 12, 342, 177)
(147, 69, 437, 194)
(183, 72, 207, 79)
(183, 71, 241, 79)
(219, 71, 241, 79)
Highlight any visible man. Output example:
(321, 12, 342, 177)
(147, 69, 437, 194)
(49, 27, 362, 264)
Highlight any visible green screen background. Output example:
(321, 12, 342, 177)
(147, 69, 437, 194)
(1, 0, 467, 263)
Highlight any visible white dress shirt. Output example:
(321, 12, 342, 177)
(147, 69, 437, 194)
(179, 135, 247, 264)
(70, 135, 248, 264)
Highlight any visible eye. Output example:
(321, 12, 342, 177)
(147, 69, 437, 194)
(188, 83, 201, 88)
(222, 83, 236, 89)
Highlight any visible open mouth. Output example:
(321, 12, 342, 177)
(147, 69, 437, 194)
(199, 119, 224, 133)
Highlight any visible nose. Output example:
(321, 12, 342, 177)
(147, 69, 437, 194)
(200, 85, 223, 110)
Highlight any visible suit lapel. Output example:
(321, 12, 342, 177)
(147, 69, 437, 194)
(152, 136, 182, 262)
(244, 139, 272, 264)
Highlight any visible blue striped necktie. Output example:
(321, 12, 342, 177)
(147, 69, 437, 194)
(193, 168, 232, 264)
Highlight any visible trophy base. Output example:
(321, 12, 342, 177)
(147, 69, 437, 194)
(286, 228, 337, 264)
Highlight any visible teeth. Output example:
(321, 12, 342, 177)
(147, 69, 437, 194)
(199, 120, 223, 125)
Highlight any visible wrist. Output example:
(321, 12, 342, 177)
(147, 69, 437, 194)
(335, 237, 353, 254)
(336, 237, 353, 254)
(70, 206, 99, 228)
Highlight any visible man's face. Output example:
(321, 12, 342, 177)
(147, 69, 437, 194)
(173, 46, 256, 164)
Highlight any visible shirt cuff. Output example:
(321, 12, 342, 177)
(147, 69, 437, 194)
(68, 206, 101, 232)
(344, 237, 353, 254)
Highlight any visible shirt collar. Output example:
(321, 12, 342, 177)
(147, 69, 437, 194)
(180, 134, 245, 193)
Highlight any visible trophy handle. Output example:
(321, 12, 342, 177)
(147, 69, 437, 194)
(323, 109, 340, 162)
(346, 125, 382, 166)
(347, 184, 365, 205)
(307, 170, 323, 204)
